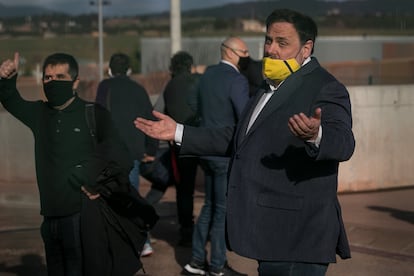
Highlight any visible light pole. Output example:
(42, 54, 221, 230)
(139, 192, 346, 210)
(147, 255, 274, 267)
(90, 0, 110, 80)
(170, 0, 182, 56)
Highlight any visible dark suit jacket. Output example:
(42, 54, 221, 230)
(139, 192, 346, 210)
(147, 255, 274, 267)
(198, 61, 249, 161)
(96, 76, 158, 159)
(163, 72, 200, 126)
(180, 57, 355, 263)
(199, 61, 249, 128)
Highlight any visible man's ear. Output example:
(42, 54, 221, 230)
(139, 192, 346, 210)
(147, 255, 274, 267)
(72, 78, 80, 90)
(302, 40, 314, 59)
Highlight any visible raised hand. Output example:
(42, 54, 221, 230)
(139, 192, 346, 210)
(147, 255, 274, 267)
(288, 107, 321, 141)
(134, 110, 177, 141)
(0, 52, 19, 79)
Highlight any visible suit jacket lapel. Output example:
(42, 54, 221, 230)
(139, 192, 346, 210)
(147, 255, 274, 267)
(235, 83, 268, 147)
(248, 75, 302, 134)
(237, 58, 320, 147)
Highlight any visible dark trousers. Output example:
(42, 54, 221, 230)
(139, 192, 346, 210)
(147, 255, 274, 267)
(175, 156, 198, 228)
(258, 261, 329, 276)
(40, 213, 83, 276)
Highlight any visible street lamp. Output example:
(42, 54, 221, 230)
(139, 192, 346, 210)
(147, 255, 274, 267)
(90, 0, 110, 81)
(170, 0, 182, 55)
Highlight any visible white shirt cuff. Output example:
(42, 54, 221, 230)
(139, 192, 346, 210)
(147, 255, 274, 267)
(307, 126, 322, 148)
(175, 123, 184, 145)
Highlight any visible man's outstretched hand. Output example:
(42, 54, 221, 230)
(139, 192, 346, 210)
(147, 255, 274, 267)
(134, 110, 177, 141)
(288, 108, 321, 141)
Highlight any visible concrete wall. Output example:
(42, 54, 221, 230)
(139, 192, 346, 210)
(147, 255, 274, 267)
(339, 85, 414, 192)
(0, 84, 413, 204)
(0, 113, 35, 183)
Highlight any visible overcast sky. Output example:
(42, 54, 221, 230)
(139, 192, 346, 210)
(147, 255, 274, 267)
(0, 0, 262, 16)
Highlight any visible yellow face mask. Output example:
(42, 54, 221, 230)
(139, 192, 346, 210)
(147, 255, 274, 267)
(262, 57, 301, 83)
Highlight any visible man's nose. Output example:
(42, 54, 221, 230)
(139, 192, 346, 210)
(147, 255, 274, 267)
(266, 44, 280, 58)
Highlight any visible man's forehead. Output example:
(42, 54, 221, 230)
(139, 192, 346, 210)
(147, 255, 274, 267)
(267, 22, 297, 36)
(44, 63, 69, 73)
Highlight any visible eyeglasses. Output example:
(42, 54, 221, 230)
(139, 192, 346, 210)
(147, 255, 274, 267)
(221, 43, 249, 56)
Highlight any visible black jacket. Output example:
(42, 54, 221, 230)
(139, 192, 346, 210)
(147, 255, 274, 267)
(163, 72, 201, 126)
(0, 75, 132, 216)
(96, 76, 158, 160)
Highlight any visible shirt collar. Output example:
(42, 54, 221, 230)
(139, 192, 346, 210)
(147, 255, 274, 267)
(220, 60, 239, 72)
(302, 56, 311, 66)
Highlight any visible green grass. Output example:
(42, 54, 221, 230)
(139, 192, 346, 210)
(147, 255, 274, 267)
(0, 34, 141, 74)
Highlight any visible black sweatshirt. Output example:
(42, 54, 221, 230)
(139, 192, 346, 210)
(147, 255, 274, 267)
(0, 76, 132, 217)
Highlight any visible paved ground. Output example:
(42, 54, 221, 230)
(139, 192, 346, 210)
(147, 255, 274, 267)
(0, 176, 413, 276)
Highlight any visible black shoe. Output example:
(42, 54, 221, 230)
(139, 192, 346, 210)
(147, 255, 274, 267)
(181, 260, 207, 275)
(209, 262, 247, 276)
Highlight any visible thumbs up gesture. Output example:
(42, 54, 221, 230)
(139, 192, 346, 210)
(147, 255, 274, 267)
(0, 52, 19, 79)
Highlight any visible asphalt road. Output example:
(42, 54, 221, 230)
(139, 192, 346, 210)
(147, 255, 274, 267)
(0, 179, 413, 276)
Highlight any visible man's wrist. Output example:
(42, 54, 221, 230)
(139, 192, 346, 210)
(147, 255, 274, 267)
(175, 123, 184, 144)
(306, 126, 322, 148)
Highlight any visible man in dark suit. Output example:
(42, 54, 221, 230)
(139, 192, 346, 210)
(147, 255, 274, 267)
(135, 9, 355, 276)
(181, 37, 250, 276)
(95, 52, 157, 192)
(163, 51, 201, 247)
(95, 52, 157, 256)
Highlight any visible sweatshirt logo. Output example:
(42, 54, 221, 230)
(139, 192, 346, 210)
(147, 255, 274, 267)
(73, 128, 81, 132)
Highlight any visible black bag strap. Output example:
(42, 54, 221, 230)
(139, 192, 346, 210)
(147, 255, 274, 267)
(85, 103, 97, 148)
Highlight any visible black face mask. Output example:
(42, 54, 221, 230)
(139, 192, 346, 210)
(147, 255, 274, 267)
(43, 80, 75, 107)
(238, 56, 251, 71)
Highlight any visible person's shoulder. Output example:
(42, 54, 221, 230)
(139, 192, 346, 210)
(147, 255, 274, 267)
(204, 63, 231, 76)
(189, 72, 201, 83)
(127, 77, 147, 90)
(27, 99, 48, 111)
(220, 63, 242, 76)
(98, 78, 113, 86)
(205, 63, 221, 72)
(303, 58, 345, 86)
(110, 76, 148, 93)
(100, 77, 112, 83)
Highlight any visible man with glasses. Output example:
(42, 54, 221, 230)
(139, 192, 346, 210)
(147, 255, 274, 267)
(181, 37, 250, 276)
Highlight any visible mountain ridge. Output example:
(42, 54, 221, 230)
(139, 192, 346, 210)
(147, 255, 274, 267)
(182, 0, 414, 19)
(0, 0, 413, 18)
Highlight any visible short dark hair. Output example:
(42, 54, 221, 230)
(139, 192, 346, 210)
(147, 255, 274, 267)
(109, 53, 130, 75)
(42, 53, 79, 80)
(266, 9, 318, 53)
(169, 51, 193, 76)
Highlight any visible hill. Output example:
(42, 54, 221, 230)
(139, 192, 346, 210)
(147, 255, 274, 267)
(0, 3, 57, 18)
(0, 0, 413, 19)
(182, 0, 414, 19)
